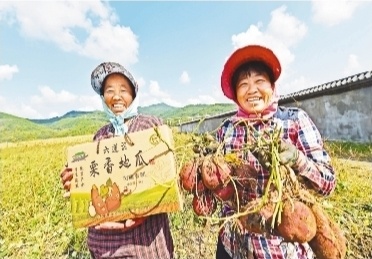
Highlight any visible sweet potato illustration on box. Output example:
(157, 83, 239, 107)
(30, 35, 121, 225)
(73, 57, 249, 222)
(89, 178, 123, 217)
(106, 182, 121, 212)
(90, 184, 108, 216)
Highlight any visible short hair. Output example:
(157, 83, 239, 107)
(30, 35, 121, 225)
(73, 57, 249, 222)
(231, 61, 275, 91)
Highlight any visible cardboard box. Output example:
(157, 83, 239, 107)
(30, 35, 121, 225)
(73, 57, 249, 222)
(67, 125, 183, 228)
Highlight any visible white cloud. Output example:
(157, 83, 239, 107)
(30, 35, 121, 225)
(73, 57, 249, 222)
(15, 86, 101, 118)
(179, 71, 190, 84)
(0, 1, 138, 64)
(0, 64, 19, 81)
(267, 6, 307, 47)
(210, 84, 234, 104)
(187, 95, 216, 105)
(30, 86, 77, 104)
(139, 95, 182, 107)
(138, 95, 158, 107)
(231, 24, 264, 49)
(278, 76, 317, 96)
(231, 24, 292, 69)
(147, 81, 168, 98)
(19, 104, 42, 118)
(0, 95, 43, 118)
(136, 77, 146, 89)
(0, 89, 100, 119)
(231, 5, 307, 50)
(230, 5, 306, 83)
(311, 0, 361, 27)
(78, 95, 102, 111)
(343, 54, 361, 76)
(138, 80, 182, 107)
(81, 21, 138, 63)
(186, 83, 237, 106)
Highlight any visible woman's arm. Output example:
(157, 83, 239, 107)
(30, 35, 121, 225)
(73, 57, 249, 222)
(293, 110, 336, 196)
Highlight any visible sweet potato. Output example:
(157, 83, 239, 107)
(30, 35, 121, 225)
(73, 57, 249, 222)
(91, 184, 108, 216)
(201, 155, 220, 190)
(232, 163, 257, 189)
(192, 191, 217, 216)
(193, 179, 206, 196)
(179, 159, 199, 192)
(201, 155, 233, 190)
(214, 156, 232, 185)
(105, 182, 121, 212)
(330, 219, 347, 258)
(213, 181, 235, 201)
(276, 200, 317, 243)
(309, 204, 346, 259)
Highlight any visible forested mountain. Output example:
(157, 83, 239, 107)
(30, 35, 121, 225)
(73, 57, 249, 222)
(0, 102, 236, 142)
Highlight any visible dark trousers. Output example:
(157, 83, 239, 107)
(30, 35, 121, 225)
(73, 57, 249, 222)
(216, 236, 232, 259)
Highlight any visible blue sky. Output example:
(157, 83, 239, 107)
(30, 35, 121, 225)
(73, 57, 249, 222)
(1, 1, 371, 119)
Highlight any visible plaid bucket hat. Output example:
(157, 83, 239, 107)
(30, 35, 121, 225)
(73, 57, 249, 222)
(91, 62, 138, 96)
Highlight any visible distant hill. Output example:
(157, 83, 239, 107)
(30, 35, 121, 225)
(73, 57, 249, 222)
(0, 102, 236, 142)
(0, 111, 108, 143)
(0, 112, 57, 142)
(139, 102, 236, 121)
(168, 103, 236, 118)
(29, 110, 106, 124)
(138, 103, 178, 118)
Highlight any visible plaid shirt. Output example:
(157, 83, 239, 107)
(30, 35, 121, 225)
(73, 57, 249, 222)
(88, 114, 174, 259)
(217, 106, 336, 259)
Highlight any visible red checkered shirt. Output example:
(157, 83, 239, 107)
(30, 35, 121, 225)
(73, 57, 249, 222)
(217, 106, 336, 259)
(87, 114, 174, 259)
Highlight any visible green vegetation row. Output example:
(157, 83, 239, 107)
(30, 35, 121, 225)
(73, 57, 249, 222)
(0, 103, 236, 143)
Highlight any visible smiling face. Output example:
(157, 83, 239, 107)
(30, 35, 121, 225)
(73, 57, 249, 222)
(233, 62, 274, 115)
(102, 73, 135, 115)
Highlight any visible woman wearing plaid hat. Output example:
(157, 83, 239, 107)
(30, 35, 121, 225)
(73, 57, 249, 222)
(215, 45, 337, 259)
(60, 62, 174, 258)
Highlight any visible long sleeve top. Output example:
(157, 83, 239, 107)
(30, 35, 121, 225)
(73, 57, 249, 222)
(216, 106, 336, 259)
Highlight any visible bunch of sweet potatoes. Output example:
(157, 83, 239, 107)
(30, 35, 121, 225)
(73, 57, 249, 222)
(179, 132, 346, 259)
(179, 155, 233, 216)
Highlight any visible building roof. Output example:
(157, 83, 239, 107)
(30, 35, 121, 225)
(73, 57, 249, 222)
(279, 70, 372, 104)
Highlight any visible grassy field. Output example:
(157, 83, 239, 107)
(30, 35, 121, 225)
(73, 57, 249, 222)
(0, 132, 371, 259)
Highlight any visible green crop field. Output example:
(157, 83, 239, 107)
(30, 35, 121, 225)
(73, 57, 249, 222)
(1, 130, 371, 259)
